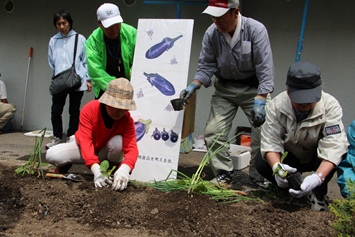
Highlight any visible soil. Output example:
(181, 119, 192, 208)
(0, 159, 339, 237)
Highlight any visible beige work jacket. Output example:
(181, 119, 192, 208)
(261, 91, 348, 165)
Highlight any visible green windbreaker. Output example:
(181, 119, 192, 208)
(85, 23, 137, 98)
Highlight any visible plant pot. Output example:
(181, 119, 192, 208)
(286, 172, 302, 190)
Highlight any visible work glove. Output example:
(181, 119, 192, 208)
(272, 162, 297, 188)
(112, 164, 131, 191)
(179, 82, 200, 106)
(289, 173, 322, 198)
(251, 96, 266, 127)
(91, 163, 112, 188)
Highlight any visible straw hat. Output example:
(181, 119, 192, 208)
(99, 78, 136, 110)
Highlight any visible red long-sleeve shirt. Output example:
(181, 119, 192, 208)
(75, 100, 138, 170)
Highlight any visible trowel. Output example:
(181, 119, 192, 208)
(45, 173, 83, 182)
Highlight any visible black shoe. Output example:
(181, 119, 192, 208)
(53, 163, 73, 174)
(211, 170, 237, 184)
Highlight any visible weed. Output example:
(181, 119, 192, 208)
(329, 179, 355, 236)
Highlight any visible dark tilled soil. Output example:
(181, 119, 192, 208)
(0, 162, 339, 237)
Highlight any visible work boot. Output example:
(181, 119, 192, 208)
(211, 170, 238, 184)
(45, 137, 61, 149)
(307, 192, 329, 211)
(52, 163, 73, 174)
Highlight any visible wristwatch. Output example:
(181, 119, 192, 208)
(315, 172, 325, 183)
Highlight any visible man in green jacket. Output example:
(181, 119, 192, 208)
(86, 3, 137, 99)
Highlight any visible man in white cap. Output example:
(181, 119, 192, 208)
(180, 0, 274, 187)
(46, 78, 139, 191)
(257, 62, 348, 211)
(86, 3, 137, 99)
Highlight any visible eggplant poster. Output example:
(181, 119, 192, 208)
(130, 19, 194, 182)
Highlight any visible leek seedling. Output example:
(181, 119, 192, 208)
(188, 132, 239, 195)
(132, 169, 253, 203)
(132, 131, 258, 203)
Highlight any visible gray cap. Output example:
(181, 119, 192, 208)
(286, 62, 322, 103)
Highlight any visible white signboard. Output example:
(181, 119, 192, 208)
(130, 19, 194, 182)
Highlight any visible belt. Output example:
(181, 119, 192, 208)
(217, 75, 259, 88)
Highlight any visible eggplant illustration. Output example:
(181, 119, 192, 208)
(161, 128, 169, 141)
(143, 72, 175, 96)
(134, 119, 152, 142)
(145, 35, 183, 59)
(152, 127, 161, 140)
(170, 130, 179, 143)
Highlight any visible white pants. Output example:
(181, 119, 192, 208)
(46, 135, 124, 167)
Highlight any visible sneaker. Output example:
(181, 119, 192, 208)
(45, 137, 61, 149)
(66, 135, 74, 143)
(52, 163, 73, 174)
(307, 192, 329, 211)
(254, 180, 270, 190)
(211, 170, 238, 184)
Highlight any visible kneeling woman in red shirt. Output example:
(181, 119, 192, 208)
(46, 78, 138, 191)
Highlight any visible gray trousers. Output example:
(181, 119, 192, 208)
(204, 80, 267, 182)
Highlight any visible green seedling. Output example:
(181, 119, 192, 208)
(272, 151, 289, 177)
(15, 128, 49, 179)
(100, 160, 116, 177)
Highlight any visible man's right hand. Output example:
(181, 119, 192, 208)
(91, 163, 112, 188)
(179, 81, 200, 106)
(272, 162, 297, 188)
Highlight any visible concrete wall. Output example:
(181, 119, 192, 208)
(0, 0, 354, 139)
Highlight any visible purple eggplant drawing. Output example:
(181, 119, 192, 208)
(161, 128, 169, 141)
(134, 119, 152, 142)
(170, 130, 179, 143)
(143, 72, 175, 96)
(145, 35, 183, 59)
(152, 127, 161, 140)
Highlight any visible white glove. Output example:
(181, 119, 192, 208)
(272, 162, 297, 188)
(289, 173, 322, 198)
(112, 164, 131, 191)
(91, 163, 112, 188)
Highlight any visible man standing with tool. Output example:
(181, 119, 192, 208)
(180, 0, 274, 187)
(0, 76, 16, 134)
(86, 3, 136, 99)
(46, 78, 138, 191)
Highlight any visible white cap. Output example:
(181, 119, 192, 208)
(202, 0, 239, 17)
(97, 3, 123, 28)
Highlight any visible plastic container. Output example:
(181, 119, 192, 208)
(229, 144, 251, 170)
